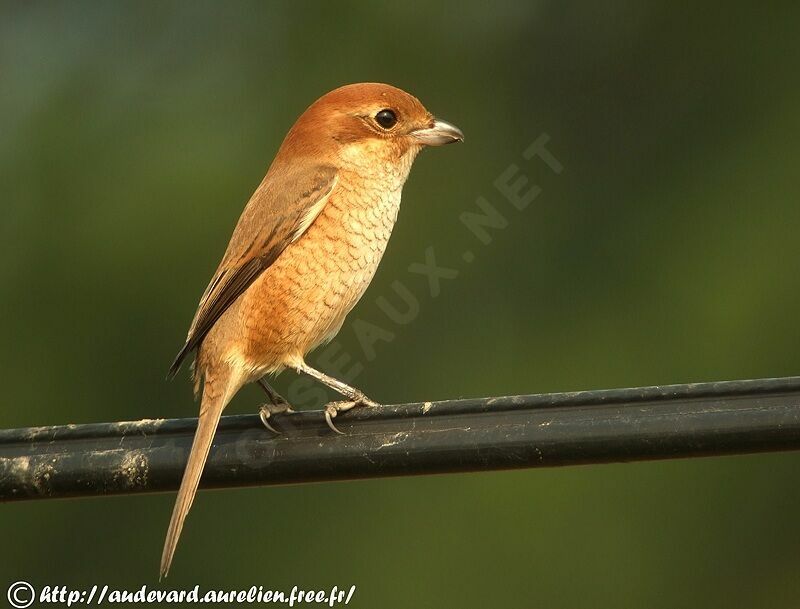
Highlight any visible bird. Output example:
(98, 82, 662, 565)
(161, 83, 463, 577)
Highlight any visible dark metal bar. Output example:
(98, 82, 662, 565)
(2, 376, 800, 502)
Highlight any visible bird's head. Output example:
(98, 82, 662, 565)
(279, 83, 463, 177)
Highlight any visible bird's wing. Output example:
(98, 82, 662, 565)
(168, 164, 338, 377)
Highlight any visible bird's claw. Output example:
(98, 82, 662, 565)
(324, 402, 351, 435)
(258, 402, 294, 435)
(323, 396, 379, 434)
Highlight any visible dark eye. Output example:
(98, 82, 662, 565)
(375, 109, 397, 129)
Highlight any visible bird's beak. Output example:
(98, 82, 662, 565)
(410, 118, 464, 146)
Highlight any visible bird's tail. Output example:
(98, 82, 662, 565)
(160, 372, 234, 579)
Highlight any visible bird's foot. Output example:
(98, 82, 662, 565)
(258, 400, 295, 435)
(324, 395, 379, 435)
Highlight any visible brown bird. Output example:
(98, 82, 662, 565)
(161, 83, 463, 577)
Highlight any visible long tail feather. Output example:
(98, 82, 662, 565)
(160, 376, 230, 578)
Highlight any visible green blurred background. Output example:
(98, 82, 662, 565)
(2, 1, 800, 607)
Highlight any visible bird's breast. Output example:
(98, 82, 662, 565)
(238, 173, 405, 369)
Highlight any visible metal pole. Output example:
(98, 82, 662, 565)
(2, 376, 800, 501)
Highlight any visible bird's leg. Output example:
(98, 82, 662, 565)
(257, 378, 294, 434)
(295, 362, 379, 434)
(257, 378, 291, 407)
(295, 362, 379, 405)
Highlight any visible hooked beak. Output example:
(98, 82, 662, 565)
(411, 118, 464, 146)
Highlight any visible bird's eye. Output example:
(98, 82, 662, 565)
(375, 109, 397, 129)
